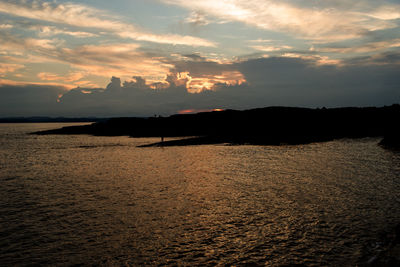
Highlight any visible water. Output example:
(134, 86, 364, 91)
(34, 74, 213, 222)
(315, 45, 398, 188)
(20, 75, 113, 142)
(0, 123, 399, 266)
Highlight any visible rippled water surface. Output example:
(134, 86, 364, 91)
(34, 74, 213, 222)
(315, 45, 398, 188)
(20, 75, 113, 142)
(1, 123, 400, 266)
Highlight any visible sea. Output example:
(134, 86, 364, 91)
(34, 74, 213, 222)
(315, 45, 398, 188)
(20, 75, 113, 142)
(0, 123, 399, 266)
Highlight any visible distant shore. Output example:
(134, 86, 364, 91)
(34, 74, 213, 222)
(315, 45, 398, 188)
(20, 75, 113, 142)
(0, 117, 105, 123)
(32, 105, 400, 148)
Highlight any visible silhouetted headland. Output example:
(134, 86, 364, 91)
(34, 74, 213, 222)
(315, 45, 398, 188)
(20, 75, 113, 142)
(379, 123, 400, 150)
(32, 105, 400, 147)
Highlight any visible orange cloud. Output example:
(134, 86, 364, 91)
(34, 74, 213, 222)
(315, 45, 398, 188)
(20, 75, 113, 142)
(0, 63, 24, 75)
(1, 32, 175, 83)
(55, 44, 174, 83)
(174, 70, 246, 93)
(38, 72, 85, 82)
(25, 38, 62, 50)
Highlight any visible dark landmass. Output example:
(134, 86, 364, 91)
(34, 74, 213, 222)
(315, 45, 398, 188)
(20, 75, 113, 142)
(0, 117, 105, 123)
(380, 125, 400, 150)
(32, 105, 400, 147)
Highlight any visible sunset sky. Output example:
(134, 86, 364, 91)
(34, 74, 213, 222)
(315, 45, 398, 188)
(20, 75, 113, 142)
(0, 0, 399, 116)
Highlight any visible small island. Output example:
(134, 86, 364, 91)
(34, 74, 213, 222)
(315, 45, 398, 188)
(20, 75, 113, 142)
(33, 105, 400, 148)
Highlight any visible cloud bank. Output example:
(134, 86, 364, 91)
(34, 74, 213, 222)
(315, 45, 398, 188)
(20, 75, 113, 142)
(1, 55, 399, 117)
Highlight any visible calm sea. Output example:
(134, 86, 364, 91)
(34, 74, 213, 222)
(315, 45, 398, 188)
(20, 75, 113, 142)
(0, 123, 399, 266)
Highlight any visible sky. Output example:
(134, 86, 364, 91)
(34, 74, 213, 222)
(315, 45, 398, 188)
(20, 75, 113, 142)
(0, 0, 399, 117)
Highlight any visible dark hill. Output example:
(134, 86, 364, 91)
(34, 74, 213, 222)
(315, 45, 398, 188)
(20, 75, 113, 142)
(32, 105, 400, 147)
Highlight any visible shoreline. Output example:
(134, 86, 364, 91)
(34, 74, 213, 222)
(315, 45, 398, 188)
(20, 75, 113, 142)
(31, 105, 400, 149)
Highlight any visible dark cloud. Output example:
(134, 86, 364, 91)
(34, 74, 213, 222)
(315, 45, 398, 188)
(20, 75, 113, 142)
(1, 56, 399, 117)
(0, 84, 66, 116)
(236, 56, 400, 107)
(351, 51, 400, 65)
(170, 56, 234, 77)
(182, 54, 205, 61)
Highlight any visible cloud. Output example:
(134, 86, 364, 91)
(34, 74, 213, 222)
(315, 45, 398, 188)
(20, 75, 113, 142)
(280, 53, 343, 66)
(1, 54, 399, 117)
(38, 71, 85, 83)
(0, 78, 78, 89)
(0, 24, 13, 29)
(315, 38, 400, 54)
(159, 55, 245, 92)
(0, 63, 24, 75)
(364, 5, 400, 20)
(0, 0, 215, 47)
(34, 26, 98, 38)
(161, 0, 400, 42)
(168, 70, 246, 93)
(250, 45, 293, 52)
(57, 43, 175, 82)
(345, 51, 400, 66)
(0, 84, 66, 116)
(247, 39, 293, 52)
(0, 30, 64, 53)
(0, 31, 174, 84)
(185, 11, 211, 26)
(25, 38, 63, 50)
